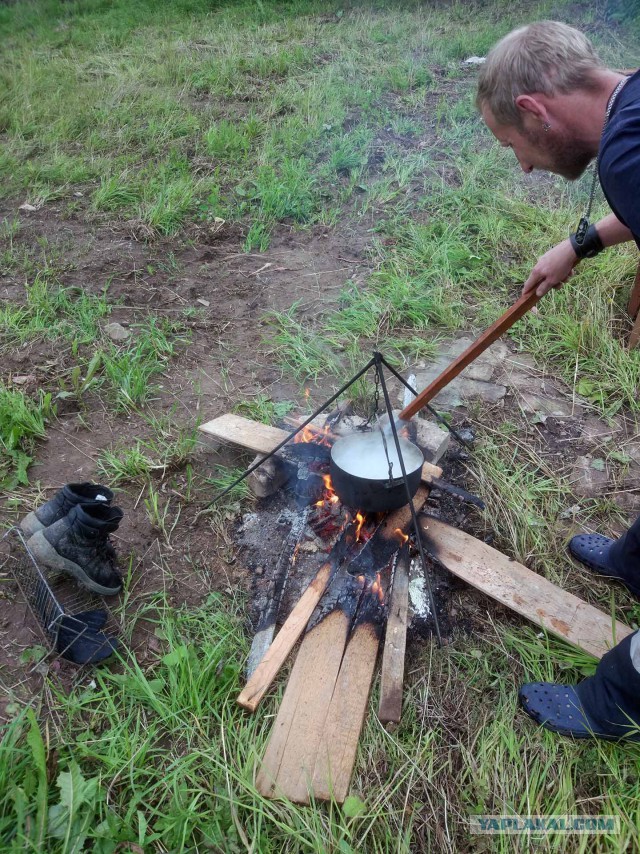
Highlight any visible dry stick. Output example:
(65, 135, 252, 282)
(378, 542, 411, 725)
(628, 261, 640, 318)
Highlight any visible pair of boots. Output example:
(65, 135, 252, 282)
(519, 520, 640, 742)
(22, 482, 123, 597)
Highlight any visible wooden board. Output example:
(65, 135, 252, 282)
(198, 413, 443, 486)
(237, 560, 333, 712)
(256, 609, 350, 802)
(199, 412, 290, 455)
(628, 261, 640, 318)
(378, 545, 411, 724)
(310, 619, 381, 803)
(419, 517, 632, 658)
(630, 310, 640, 350)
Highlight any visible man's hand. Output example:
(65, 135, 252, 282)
(522, 239, 579, 297)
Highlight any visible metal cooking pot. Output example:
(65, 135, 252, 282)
(329, 291, 542, 513)
(330, 432, 423, 513)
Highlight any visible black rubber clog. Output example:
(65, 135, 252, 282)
(569, 533, 640, 596)
(519, 683, 605, 739)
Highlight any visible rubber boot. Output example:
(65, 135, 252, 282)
(519, 632, 640, 741)
(21, 482, 114, 538)
(27, 504, 124, 596)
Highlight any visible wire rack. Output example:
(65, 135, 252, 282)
(1, 526, 121, 663)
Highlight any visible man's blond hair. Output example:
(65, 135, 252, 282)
(477, 21, 605, 126)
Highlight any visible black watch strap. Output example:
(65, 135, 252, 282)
(570, 224, 604, 259)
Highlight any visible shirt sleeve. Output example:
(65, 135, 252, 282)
(599, 105, 640, 241)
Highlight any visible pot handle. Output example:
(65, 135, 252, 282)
(399, 290, 540, 421)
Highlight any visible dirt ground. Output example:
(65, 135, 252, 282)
(0, 197, 380, 709)
(1, 195, 639, 721)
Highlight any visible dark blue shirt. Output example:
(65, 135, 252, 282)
(599, 69, 640, 247)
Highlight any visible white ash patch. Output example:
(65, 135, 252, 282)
(408, 558, 431, 619)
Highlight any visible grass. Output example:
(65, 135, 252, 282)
(96, 415, 200, 486)
(0, 384, 54, 488)
(2, 0, 640, 851)
(3, 596, 640, 852)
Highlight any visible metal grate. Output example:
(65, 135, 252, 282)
(1, 526, 121, 663)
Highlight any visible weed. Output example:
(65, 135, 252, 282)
(92, 174, 141, 211)
(233, 395, 295, 426)
(0, 273, 111, 350)
(100, 318, 190, 410)
(267, 304, 343, 382)
(144, 482, 180, 543)
(97, 416, 199, 484)
(0, 385, 54, 488)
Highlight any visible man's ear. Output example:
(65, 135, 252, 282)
(515, 94, 548, 123)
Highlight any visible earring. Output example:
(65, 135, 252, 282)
(543, 122, 551, 132)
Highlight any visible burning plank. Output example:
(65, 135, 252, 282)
(256, 492, 431, 804)
(309, 570, 389, 803)
(378, 541, 411, 725)
(419, 517, 632, 658)
(237, 520, 354, 713)
(198, 413, 445, 489)
(245, 507, 309, 678)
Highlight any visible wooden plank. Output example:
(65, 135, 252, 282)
(630, 310, 640, 350)
(198, 412, 289, 455)
(256, 609, 350, 802)
(419, 517, 632, 658)
(627, 261, 640, 319)
(198, 413, 443, 486)
(310, 620, 381, 803)
(237, 560, 333, 712)
(378, 544, 411, 725)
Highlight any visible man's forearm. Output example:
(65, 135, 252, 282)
(523, 213, 635, 297)
(593, 213, 634, 248)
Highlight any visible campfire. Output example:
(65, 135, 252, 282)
(233, 407, 450, 804)
(199, 353, 630, 807)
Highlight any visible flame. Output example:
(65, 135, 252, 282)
(394, 527, 409, 544)
(315, 473, 340, 507)
(291, 543, 301, 565)
(354, 511, 365, 541)
(293, 423, 332, 447)
(370, 572, 384, 602)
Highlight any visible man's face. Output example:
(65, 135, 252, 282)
(481, 104, 593, 180)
